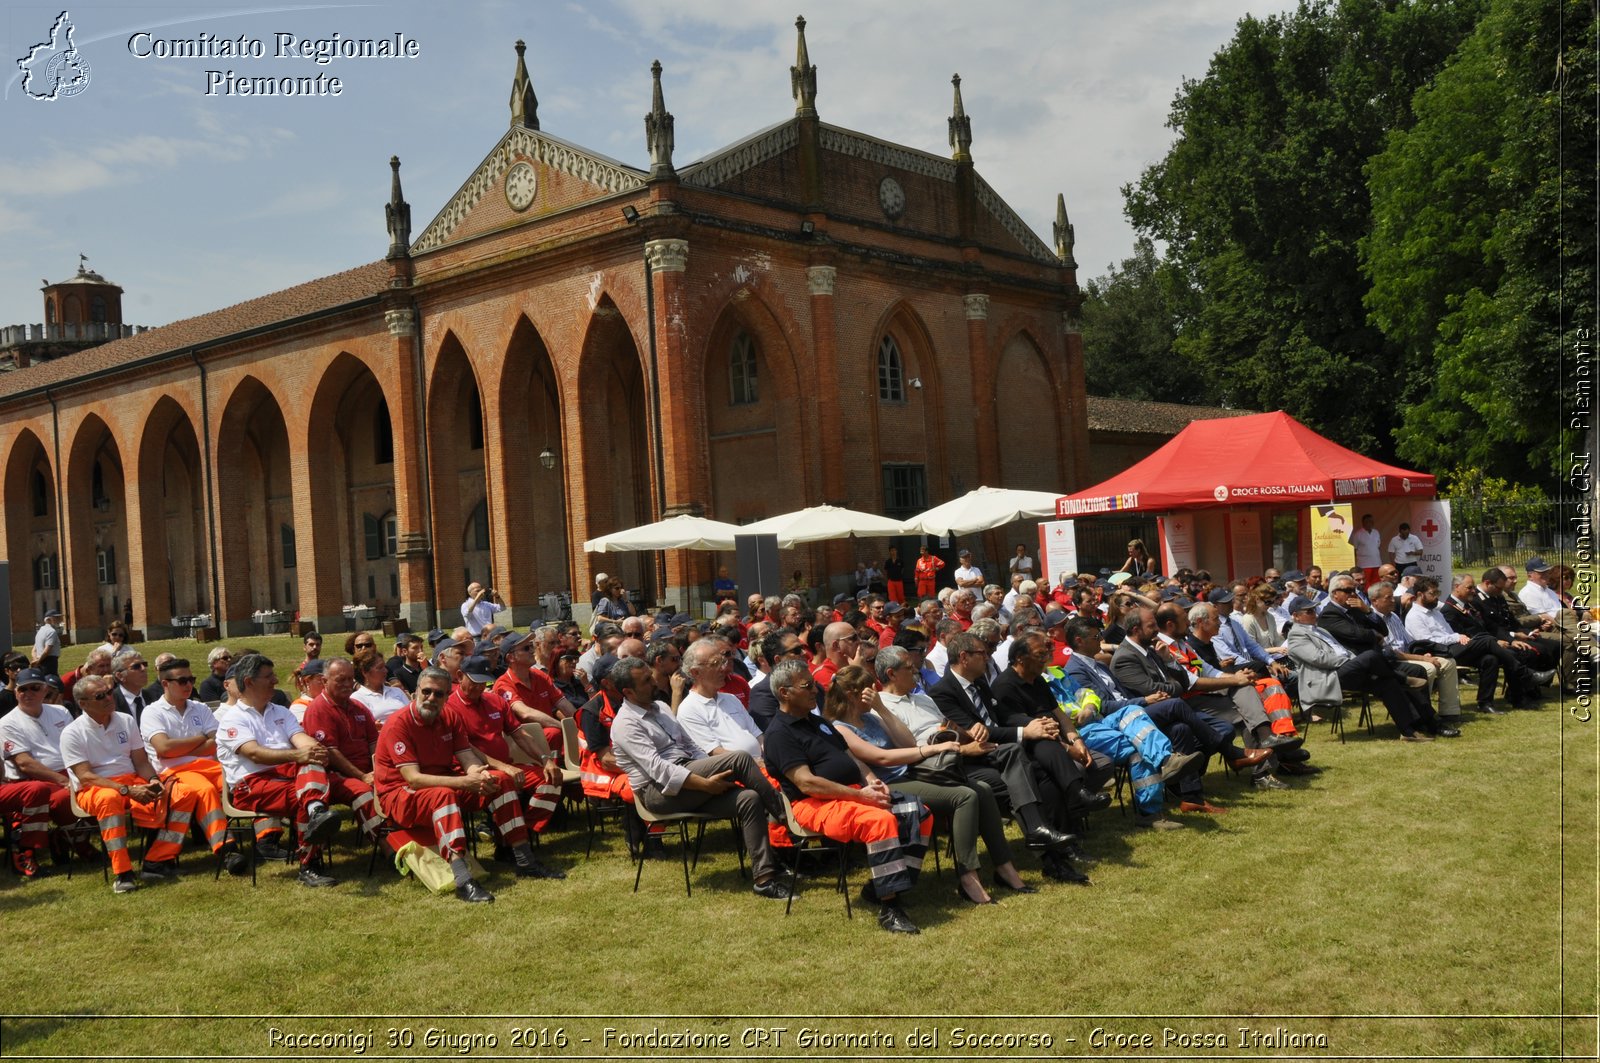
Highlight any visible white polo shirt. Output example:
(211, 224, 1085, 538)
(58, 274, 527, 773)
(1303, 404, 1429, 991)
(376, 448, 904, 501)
(0, 703, 72, 780)
(1350, 527, 1383, 567)
(1518, 581, 1563, 617)
(139, 696, 219, 773)
(59, 711, 142, 792)
(351, 683, 411, 725)
(215, 702, 304, 786)
(674, 690, 762, 759)
(1388, 533, 1424, 565)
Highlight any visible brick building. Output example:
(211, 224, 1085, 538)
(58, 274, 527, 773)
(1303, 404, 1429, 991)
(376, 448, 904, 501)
(0, 21, 1092, 642)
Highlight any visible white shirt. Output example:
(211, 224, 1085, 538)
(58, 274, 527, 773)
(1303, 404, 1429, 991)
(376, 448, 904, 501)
(1388, 533, 1424, 564)
(351, 684, 411, 725)
(674, 689, 762, 759)
(1518, 581, 1563, 617)
(0, 703, 72, 779)
(1008, 554, 1034, 577)
(461, 596, 497, 635)
(991, 636, 1014, 676)
(60, 711, 142, 792)
(878, 688, 944, 743)
(924, 640, 950, 678)
(1349, 527, 1383, 567)
(33, 623, 60, 661)
(954, 564, 983, 588)
(139, 696, 218, 773)
(1405, 601, 1459, 646)
(215, 701, 304, 786)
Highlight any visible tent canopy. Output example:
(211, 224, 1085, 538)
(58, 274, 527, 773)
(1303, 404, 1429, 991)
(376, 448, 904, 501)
(1056, 411, 1435, 516)
(901, 486, 1063, 537)
(741, 505, 907, 549)
(582, 513, 741, 553)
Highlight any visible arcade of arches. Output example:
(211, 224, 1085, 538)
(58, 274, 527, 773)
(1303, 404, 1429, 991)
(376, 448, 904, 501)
(0, 27, 1092, 642)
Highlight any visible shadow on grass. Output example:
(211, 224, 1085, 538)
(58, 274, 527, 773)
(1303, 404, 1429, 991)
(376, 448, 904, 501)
(0, 1014, 98, 1054)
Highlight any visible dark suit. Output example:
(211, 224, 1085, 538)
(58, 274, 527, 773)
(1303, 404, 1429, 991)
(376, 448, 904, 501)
(991, 669, 1112, 808)
(1112, 639, 1266, 734)
(1321, 601, 1438, 714)
(111, 684, 148, 724)
(1475, 590, 1560, 670)
(927, 670, 1051, 821)
(747, 675, 780, 732)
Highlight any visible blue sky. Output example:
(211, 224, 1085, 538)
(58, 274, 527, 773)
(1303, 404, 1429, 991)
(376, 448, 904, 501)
(0, 0, 1294, 329)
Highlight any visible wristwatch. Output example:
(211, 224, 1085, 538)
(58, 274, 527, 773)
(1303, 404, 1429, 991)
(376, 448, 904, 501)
(118, 784, 129, 796)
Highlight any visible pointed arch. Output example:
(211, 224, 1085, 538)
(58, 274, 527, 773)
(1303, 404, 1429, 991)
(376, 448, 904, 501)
(866, 299, 949, 508)
(63, 413, 131, 638)
(995, 331, 1066, 492)
(136, 397, 210, 626)
(215, 375, 296, 624)
(2, 426, 60, 637)
(495, 314, 571, 607)
(427, 331, 490, 610)
(575, 294, 652, 599)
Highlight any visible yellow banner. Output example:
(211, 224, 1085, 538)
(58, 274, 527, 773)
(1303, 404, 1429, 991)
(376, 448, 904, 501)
(1309, 504, 1356, 571)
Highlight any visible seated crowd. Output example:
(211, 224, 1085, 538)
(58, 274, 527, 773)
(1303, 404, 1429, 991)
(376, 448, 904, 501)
(1, 552, 1574, 931)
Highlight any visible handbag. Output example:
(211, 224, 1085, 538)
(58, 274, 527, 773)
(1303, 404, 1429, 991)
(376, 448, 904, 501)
(906, 728, 968, 787)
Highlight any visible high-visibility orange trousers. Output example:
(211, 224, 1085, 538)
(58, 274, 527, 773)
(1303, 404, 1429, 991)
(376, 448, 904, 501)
(160, 759, 229, 852)
(789, 789, 930, 898)
(76, 774, 202, 874)
(0, 779, 55, 854)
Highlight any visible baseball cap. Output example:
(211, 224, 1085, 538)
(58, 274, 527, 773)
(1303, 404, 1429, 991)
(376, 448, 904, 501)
(883, 601, 905, 616)
(832, 593, 850, 606)
(299, 658, 327, 677)
(42, 607, 62, 620)
(1525, 556, 1552, 573)
(1281, 570, 1307, 583)
(1285, 594, 1317, 615)
(1042, 609, 1069, 629)
(14, 668, 49, 689)
(1206, 588, 1235, 604)
(426, 628, 449, 647)
(460, 656, 494, 683)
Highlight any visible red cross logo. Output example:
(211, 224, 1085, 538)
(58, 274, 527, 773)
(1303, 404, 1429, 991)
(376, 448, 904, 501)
(1420, 519, 1439, 537)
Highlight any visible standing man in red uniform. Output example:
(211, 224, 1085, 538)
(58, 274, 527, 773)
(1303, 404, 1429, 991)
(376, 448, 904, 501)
(913, 545, 945, 600)
(375, 667, 537, 902)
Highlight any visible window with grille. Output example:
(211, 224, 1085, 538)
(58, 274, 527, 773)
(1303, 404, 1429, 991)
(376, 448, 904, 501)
(882, 464, 927, 519)
(466, 501, 490, 551)
(729, 331, 758, 405)
(96, 545, 116, 584)
(281, 524, 297, 569)
(877, 336, 905, 402)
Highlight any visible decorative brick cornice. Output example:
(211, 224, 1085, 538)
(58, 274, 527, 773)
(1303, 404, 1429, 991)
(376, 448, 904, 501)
(384, 308, 416, 336)
(817, 126, 957, 182)
(681, 123, 799, 188)
(974, 174, 1058, 264)
(807, 265, 837, 296)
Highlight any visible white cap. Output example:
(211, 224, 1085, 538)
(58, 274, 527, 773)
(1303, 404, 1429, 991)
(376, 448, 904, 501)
(595, 572, 610, 588)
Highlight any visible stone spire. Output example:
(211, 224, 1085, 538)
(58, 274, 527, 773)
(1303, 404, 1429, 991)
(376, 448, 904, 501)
(791, 15, 817, 117)
(385, 156, 411, 260)
(644, 59, 676, 180)
(948, 73, 972, 161)
(509, 39, 539, 129)
(1052, 192, 1076, 268)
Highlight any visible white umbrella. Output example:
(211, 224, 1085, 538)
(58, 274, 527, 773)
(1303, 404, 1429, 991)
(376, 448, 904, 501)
(740, 505, 907, 548)
(583, 513, 742, 553)
(900, 485, 1064, 537)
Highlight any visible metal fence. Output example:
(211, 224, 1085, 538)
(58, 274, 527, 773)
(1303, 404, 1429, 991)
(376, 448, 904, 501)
(1445, 499, 1574, 567)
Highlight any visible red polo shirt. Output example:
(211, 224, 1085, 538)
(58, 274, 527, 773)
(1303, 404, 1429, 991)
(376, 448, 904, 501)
(302, 691, 379, 773)
(374, 704, 470, 793)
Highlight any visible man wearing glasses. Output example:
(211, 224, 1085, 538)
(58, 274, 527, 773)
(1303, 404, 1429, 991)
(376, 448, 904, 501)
(139, 658, 233, 861)
(108, 649, 151, 724)
(61, 675, 208, 891)
(810, 621, 870, 692)
(675, 640, 765, 761)
(0, 668, 74, 878)
(215, 653, 348, 888)
(747, 630, 803, 732)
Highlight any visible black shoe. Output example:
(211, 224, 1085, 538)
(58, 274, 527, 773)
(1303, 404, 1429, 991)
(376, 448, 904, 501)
(876, 903, 920, 934)
(1477, 701, 1505, 715)
(994, 878, 1039, 895)
(1434, 726, 1462, 738)
(455, 880, 495, 903)
(296, 865, 338, 888)
(140, 859, 178, 881)
(1530, 668, 1557, 687)
(112, 871, 140, 894)
(302, 805, 346, 846)
(955, 885, 997, 905)
(254, 839, 288, 862)
(1041, 855, 1091, 885)
(1022, 825, 1077, 852)
(222, 851, 249, 877)
(752, 878, 792, 900)
(1276, 746, 1311, 763)
(514, 857, 567, 880)
(1259, 733, 1303, 751)
(1068, 789, 1112, 813)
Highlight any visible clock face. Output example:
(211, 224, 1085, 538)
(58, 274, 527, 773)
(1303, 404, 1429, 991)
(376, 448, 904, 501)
(504, 161, 538, 211)
(879, 176, 905, 220)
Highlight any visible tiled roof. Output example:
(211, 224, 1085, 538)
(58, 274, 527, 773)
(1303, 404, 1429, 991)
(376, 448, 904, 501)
(0, 260, 391, 400)
(1085, 394, 1256, 436)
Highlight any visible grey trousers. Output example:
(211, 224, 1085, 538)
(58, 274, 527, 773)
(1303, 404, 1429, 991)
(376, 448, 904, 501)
(892, 777, 1014, 874)
(637, 751, 781, 882)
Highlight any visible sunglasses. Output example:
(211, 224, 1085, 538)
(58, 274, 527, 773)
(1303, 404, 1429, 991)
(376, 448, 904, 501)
(125, 662, 148, 670)
(80, 692, 110, 701)
(164, 676, 195, 685)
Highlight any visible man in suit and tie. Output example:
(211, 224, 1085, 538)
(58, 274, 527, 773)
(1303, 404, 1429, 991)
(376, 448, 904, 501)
(1285, 595, 1446, 741)
(990, 632, 1114, 818)
(1318, 574, 1455, 737)
(925, 631, 1081, 877)
(108, 649, 151, 724)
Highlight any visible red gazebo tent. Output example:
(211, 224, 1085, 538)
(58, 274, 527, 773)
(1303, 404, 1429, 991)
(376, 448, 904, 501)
(1055, 412, 1436, 575)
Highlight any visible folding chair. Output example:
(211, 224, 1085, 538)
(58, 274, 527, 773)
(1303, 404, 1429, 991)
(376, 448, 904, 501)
(70, 789, 161, 884)
(778, 793, 852, 920)
(213, 783, 284, 887)
(560, 716, 626, 858)
(630, 796, 744, 897)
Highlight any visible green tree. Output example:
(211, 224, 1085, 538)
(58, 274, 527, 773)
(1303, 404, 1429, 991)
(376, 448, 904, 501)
(1079, 238, 1200, 401)
(1125, 0, 1483, 458)
(1363, 0, 1596, 487)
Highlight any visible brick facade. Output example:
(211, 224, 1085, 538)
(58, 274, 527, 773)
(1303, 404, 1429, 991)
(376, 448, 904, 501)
(0, 31, 1090, 642)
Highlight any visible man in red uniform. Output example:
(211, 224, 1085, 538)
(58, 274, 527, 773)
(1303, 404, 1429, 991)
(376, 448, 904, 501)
(299, 658, 385, 842)
(492, 632, 570, 757)
(375, 667, 540, 902)
(913, 545, 945, 599)
(449, 656, 566, 878)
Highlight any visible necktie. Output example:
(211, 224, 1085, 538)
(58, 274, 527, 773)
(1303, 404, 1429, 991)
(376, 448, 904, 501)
(968, 681, 995, 726)
(131, 694, 144, 718)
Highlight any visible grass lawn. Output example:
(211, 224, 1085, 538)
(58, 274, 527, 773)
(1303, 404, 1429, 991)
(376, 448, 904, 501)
(1, 636, 1594, 1061)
